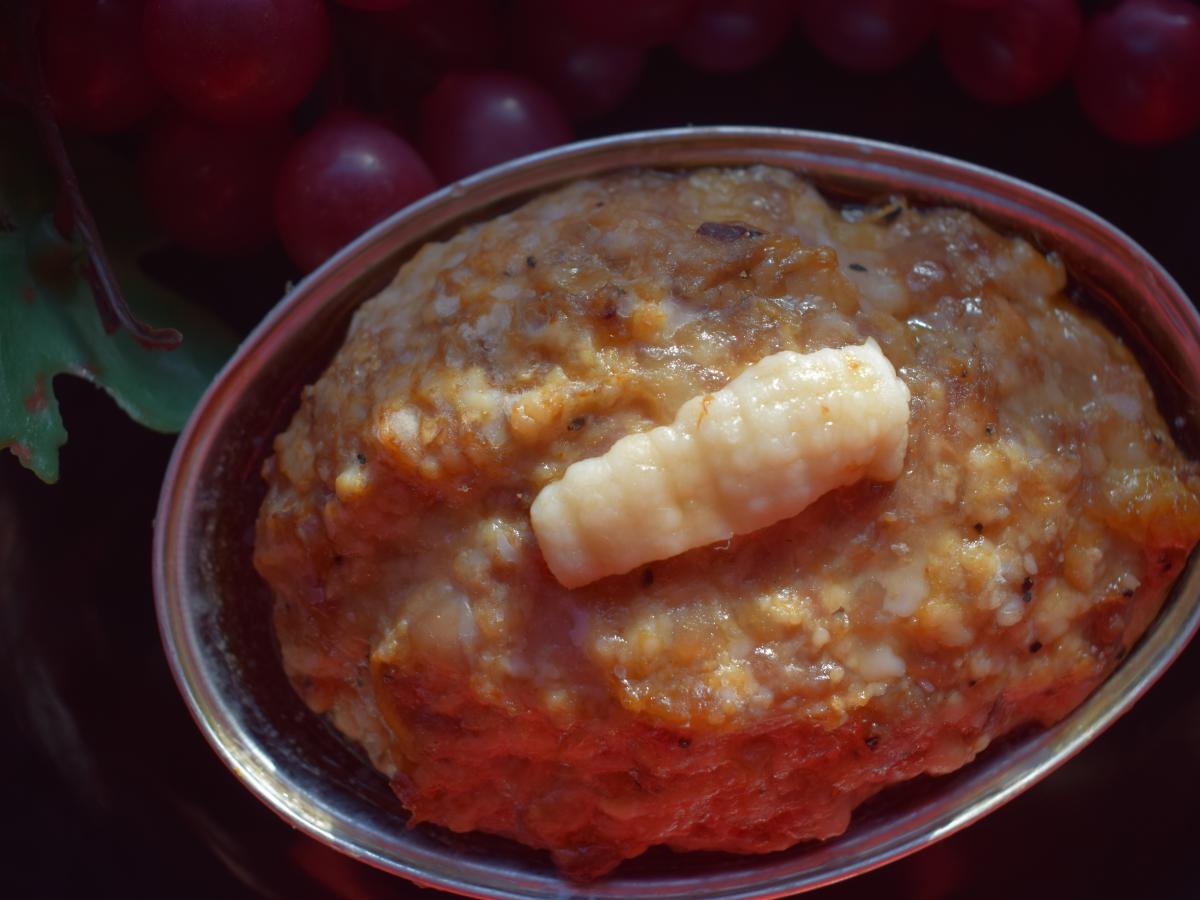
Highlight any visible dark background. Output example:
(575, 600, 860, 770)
(4, 27, 1200, 900)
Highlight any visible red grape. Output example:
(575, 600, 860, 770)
(561, 0, 698, 48)
(139, 115, 291, 255)
(39, 0, 161, 133)
(143, 0, 329, 122)
(419, 72, 572, 183)
(939, 0, 1083, 104)
(275, 115, 436, 271)
(1075, 0, 1200, 145)
(509, 0, 645, 120)
(674, 0, 794, 73)
(797, 0, 935, 72)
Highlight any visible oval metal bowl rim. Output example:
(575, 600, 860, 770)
(153, 126, 1200, 900)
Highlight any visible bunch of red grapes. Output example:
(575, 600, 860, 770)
(36, 0, 1200, 272)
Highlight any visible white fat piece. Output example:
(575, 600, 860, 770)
(531, 339, 912, 588)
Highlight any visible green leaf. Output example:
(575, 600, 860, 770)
(0, 119, 238, 483)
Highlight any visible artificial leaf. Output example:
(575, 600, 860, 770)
(0, 118, 238, 482)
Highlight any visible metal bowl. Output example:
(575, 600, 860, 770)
(153, 127, 1200, 899)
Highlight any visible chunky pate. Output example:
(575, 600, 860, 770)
(254, 167, 1200, 877)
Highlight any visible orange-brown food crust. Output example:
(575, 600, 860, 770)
(254, 167, 1200, 877)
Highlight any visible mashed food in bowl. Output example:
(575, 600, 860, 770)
(254, 166, 1200, 877)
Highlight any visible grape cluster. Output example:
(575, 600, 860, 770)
(35, 0, 1200, 271)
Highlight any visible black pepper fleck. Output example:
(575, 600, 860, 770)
(1029, 641, 1043, 653)
(567, 416, 587, 431)
(1122, 588, 1135, 598)
(973, 522, 984, 534)
(696, 220, 764, 241)
(1022, 576, 1034, 593)
(678, 737, 691, 748)
(985, 423, 996, 435)
(356, 453, 367, 465)
(526, 255, 537, 268)
(848, 262, 868, 272)
(864, 734, 881, 750)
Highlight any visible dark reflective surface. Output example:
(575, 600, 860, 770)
(5, 34, 1200, 900)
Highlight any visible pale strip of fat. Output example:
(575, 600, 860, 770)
(531, 339, 912, 588)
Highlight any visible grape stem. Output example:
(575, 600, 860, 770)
(11, 2, 181, 350)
